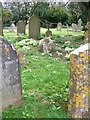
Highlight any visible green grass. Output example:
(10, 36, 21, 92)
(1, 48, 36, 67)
(2, 28, 84, 118)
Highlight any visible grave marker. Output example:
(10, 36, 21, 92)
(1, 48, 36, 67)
(57, 22, 62, 31)
(0, 37, 23, 110)
(68, 44, 90, 118)
(9, 23, 15, 32)
(17, 21, 26, 35)
(29, 15, 40, 39)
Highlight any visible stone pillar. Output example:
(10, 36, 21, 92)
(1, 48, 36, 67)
(68, 44, 90, 118)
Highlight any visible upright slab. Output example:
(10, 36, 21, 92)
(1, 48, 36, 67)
(29, 15, 40, 39)
(0, 37, 22, 110)
(0, 2, 3, 36)
(57, 22, 62, 31)
(17, 21, 26, 35)
(68, 44, 90, 118)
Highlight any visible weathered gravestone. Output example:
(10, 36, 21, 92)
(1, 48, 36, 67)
(45, 29, 52, 38)
(9, 23, 15, 32)
(17, 21, 26, 35)
(77, 19, 83, 32)
(57, 22, 62, 31)
(0, 37, 23, 110)
(72, 23, 77, 32)
(39, 37, 54, 53)
(29, 15, 40, 39)
(68, 44, 90, 118)
(0, 2, 3, 36)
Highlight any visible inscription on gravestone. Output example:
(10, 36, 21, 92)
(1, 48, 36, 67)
(29, 15, 40, 39)
(17, 21, 26, 35)
(0, 37, 23, 110)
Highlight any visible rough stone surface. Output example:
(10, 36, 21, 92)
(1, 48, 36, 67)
(0, 37, 22, 110)
(45, 29, 52, 38)
(29, 15, 40, 39)
(39, 37, 54, 53)
(17, 21, 26, 35)
(9, 23, 15, 32)
(68, 43, 90, 118)
(57, 22, 62, 31)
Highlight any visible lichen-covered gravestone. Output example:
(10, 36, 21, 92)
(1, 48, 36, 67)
(29, 15, 40, 39)
(68, 44, 90, 118)
(0, 2, 3, 36)
(0, 37, 23, 110)
(17, 21, 26, 35)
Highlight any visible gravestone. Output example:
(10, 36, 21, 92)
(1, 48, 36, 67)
(29, 15, 40, 39)
(26, 23, 29, 29)
(84, 22, 89, 43)
(0, 37, 23, 110)
(57, 22, 62, 31)
(9, 23, 15, 32)
(45, 29, 52, 38)
(68, 44, 90, 118)
(39, 37, 54, 53)
(17, 21, 26, 35)
(0, 2, 3, 36)
(77, 19, 83, 32)
(72, 23, 77, 31)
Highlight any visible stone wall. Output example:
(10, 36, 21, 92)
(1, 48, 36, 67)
(68, 44, 90, 118)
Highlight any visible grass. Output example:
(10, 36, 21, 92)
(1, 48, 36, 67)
(2, 28, 84, 118)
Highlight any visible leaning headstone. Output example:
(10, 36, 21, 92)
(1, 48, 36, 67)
(17, 21, 26, 35)
(9, 23, 15, 32)
(0, 37, 23, 110)
(29, 14, 40, 39)
(68, 44, 90, 118)
(0, 2, 3, 36)
(57, 22, 62, 31)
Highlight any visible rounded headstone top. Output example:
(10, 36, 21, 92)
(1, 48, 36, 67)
(70, 43, 90, 55)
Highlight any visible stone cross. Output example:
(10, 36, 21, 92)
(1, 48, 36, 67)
(17, 21, 26, 35)
(29, 15, 40, 39)
(68, 43, 90, 118)
(0, 37, 23, 110)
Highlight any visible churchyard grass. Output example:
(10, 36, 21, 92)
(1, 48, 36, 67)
(2, 28, 84, 118)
